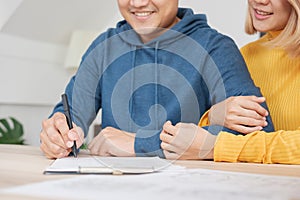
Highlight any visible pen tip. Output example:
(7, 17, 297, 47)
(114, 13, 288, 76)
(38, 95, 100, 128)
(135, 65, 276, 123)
(72, 141, 77, 157)
(73, 149, 77, 158)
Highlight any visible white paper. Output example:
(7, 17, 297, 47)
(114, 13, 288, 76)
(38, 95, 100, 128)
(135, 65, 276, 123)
(1, 167, 300, 200)
(44, 156, 175, 174)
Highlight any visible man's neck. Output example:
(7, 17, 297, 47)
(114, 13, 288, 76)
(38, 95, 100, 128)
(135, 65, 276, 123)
(140, 17, 181, 43)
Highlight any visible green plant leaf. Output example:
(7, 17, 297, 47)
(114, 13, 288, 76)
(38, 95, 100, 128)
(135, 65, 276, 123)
(0, 117, 24, 144)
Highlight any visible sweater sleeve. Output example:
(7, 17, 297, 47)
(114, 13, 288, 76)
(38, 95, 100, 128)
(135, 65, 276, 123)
(198, 110, 210, 127)
(214, 128, 300, 164)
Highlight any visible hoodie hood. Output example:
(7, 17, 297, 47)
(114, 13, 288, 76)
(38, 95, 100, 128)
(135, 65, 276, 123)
(115, 8, 209, 48)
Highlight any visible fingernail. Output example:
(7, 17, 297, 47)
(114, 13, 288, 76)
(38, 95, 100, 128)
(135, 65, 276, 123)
(68, 131, 77, 140)
(66, 141, 73, 148)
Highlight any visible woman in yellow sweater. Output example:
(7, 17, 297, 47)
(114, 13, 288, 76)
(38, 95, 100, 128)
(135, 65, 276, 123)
(160, 0, 300, 164)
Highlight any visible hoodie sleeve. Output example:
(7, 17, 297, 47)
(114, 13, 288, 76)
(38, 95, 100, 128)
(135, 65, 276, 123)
(134, 129, 165, 158)
(204, 34, 274, 134)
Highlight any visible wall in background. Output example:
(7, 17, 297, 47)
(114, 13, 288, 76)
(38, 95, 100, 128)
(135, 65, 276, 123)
(0, 33, 69, 105)
(0, 1, 259, 146)
(0, 33, 71, 146)
(179, 0, 258, 48)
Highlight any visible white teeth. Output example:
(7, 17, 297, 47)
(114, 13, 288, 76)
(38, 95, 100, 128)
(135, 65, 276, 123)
(256, 10, 271, 16)
(135, 12, 152, 17)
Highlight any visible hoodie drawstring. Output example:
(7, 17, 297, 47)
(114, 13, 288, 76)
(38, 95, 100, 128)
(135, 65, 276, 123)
(129, 45, 137, 131)
(155, 41, 159, 129)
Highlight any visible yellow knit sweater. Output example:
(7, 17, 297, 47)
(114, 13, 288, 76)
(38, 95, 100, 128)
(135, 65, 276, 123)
(206, 32, 300, 164)
(214, 129, 300, 164)
(242, 32, 300, 131)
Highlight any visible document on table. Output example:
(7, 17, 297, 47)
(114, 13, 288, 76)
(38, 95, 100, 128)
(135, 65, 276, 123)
(44, 156, 174, 174)
(2, 168, 300, 200)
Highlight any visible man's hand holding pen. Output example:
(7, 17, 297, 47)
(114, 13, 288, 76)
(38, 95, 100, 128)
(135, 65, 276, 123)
(40, 112, 84, 159)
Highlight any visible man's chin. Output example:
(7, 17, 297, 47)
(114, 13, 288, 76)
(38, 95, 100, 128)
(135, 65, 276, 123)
(134, 27, 167, 41)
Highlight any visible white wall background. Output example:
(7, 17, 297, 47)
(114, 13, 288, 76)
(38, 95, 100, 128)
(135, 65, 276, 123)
(0, 33, 71, 145)
(179, 0, 259, 47)
(0, 1, 259, 146)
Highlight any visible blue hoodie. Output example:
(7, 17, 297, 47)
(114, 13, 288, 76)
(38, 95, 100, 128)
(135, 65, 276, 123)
(52, 8, 274, 157)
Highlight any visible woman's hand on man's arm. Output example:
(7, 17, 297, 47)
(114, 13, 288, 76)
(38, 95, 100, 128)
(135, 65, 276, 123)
(209, 96, 268, 134)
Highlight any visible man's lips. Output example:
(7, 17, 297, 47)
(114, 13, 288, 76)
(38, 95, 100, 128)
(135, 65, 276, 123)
(132, 11, 154, 17)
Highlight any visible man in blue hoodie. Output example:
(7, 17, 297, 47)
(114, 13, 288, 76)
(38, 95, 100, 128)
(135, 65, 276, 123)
(40, 0, 274, 159)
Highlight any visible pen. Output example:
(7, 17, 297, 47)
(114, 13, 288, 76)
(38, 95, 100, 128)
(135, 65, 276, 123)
(61, 93, 77, 157)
